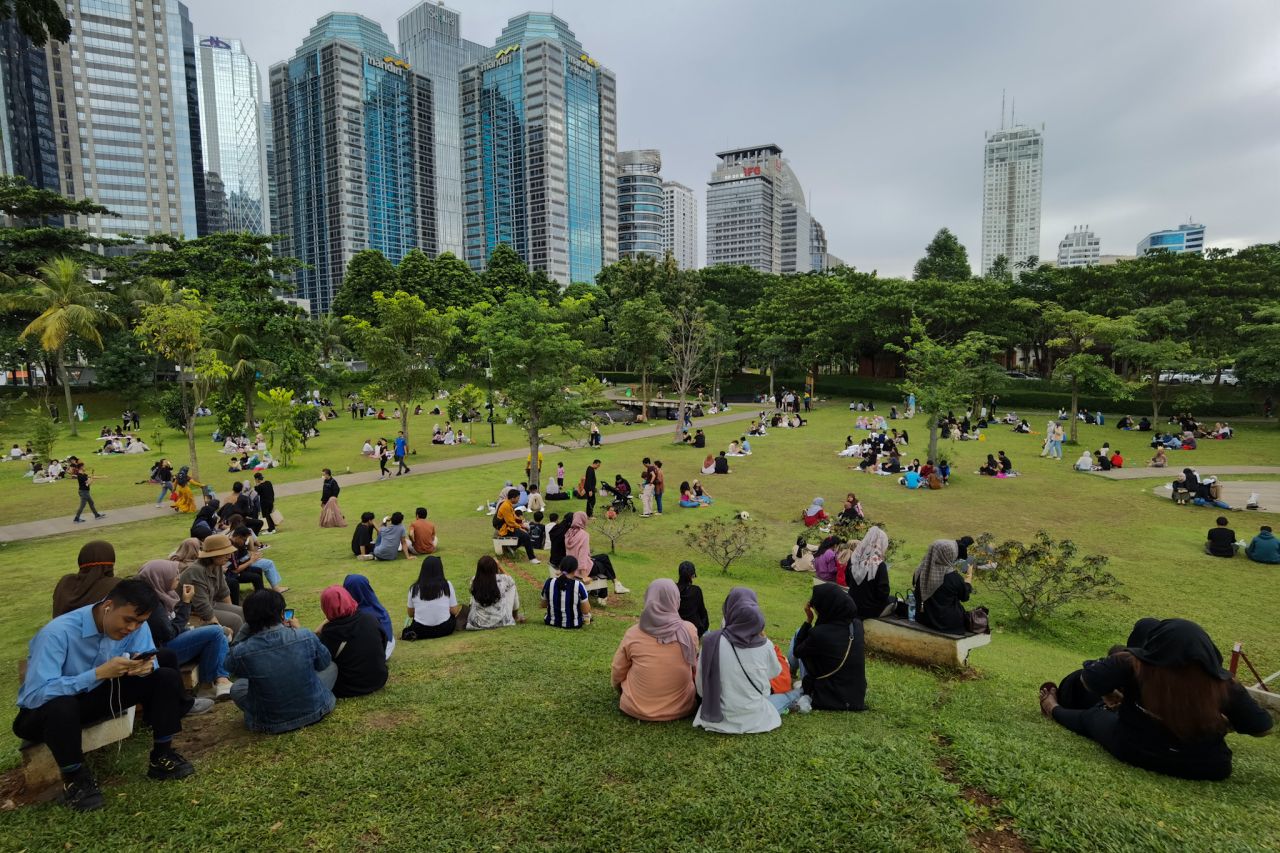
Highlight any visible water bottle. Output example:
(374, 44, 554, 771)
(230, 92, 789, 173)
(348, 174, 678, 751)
(906, 591, 917, 622)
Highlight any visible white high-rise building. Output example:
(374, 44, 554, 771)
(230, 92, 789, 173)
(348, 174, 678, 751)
(779, 161, 811, 274)
(1056, 226, 1100, 268)
(981, 124, 1043, 274)
(662, 180, 697, 269)
(706, 144, 785, 273)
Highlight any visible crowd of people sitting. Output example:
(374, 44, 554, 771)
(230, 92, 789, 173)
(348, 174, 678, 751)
(94, 426, 150, 455)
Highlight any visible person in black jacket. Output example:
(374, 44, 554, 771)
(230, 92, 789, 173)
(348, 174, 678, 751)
(190, 501, 219, 541)
(675, 561, 709, 637)
(1205, 516, 1238, 557)
(583, 460, 600, 517)
(321, 469, 340, 506)
(846, 527, 892, 619)
(253, 472, 276, 534)
(792, 583, 866, 711)
(317, 585, 388, 698)
(548, 513, 571, 569)
(913, 540, 972, 633)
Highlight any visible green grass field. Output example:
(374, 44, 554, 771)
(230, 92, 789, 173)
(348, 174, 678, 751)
(0, 400, 1278, 852)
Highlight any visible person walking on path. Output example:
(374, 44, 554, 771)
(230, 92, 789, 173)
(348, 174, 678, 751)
(154, 459, 174, 506)
(72, 463, 106, 523)
(394, 431, 410, 476)
(254, 472, 277, 534)
(584, 460, 600, 518)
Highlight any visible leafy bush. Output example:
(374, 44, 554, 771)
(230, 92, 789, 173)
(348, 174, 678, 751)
(292, 405, 321, 448)
(258, 387, 302, 465)
(28, 406, 58, 462)
(209, 391, 246, 437)
(682, 514, 765, 574)
(802, 517, 902, 562)
(153, 388, 186, 431)
(976, 530, 1127, 624)
(447, 383, 485, 422)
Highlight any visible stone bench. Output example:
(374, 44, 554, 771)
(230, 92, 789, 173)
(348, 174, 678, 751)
(545, 566, 611, 602)
(863, 615, 991, 669)
(493, 536, 520, 555)
(17, 659, 137, 790)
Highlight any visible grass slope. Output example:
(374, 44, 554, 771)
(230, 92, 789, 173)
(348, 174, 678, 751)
(0, 403, 1277, 852)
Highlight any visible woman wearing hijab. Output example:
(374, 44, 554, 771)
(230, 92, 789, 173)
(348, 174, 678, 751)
(676, 561, 710, 637)
(318, 586, 389, 698)
(138, 558, 232, 700)
(342, 574, 395, 660)
(693, 587, 784, 734)
(801, 497, 828, 527)
(563, 512, 631, 595)
(611, 579, 699, 721)
(846, 527, 892, 619)
(912, 540, 972, 632)
(548, 513, 571, 569)
(51, 541, 121, 617)
(700, 453, 716, 475)
(793, 583, 867, 712)
(1040, 618, 1272, 780)
(403, 556, 461, 640)
(190, 501, 219, 541)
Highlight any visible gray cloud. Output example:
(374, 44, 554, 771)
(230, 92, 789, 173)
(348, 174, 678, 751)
(196, 0, 1280, 275)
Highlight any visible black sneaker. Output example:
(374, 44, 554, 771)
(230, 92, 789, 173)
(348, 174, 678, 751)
(61, 768, 104, 811)
(148, 748, 195, 781)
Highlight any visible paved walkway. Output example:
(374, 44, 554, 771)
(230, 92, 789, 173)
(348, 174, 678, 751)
(1091, 466, 1280, 480)
(0, 409, 759, 544)
(1149, 482, 1280, 514)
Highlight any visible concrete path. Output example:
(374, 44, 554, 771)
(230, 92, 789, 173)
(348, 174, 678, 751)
(1149, 482, 1280, 515)
(1091, 466, 1280, 480)
(0, 409, 759, 544)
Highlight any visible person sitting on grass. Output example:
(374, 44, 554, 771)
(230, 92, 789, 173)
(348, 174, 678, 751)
(230, 526, 287, 593)
(137, 558, 232, 701)
(403, 556, 461, 640)
(913, 540, 972, 633)
(227, 590, 336, 734)
(802, 497, 828, 527)
(548, 512, 570, 569)
(1110, 450, 1124, 469)
(527, 510, 548, 550)
(352, 512, 378, 560)
(713, 452, 730, 475)
(676, 561, 710, 636)
(52, 541, 121, 618)
(692, 480, 713, 505)
(998, 451, 1015, 475)
(791, 583, 867, 712)
(542, 557, 591, 629)
(899, 468, 922, 489)
(679, 481, 700, 508)
(726, 439, 742, 456)
(317, 585, 388, 698)
(14, 579, 198, 811)
(373, 512, 413, 562)
(611, 578, 699, 721)
(343, 574, 395, 660)
(694, 587, 791, 733)
(978, 454, 999, 476)
(1149, 447, 1168, 468)
(1205, 516, 1238, 558)
(1246, 525, 1280, 564)
(466, 555, 523, 630)
(1038, 617, 1272, 781)
(1074, 450, 1095, 472)
(846, 526, 892, 619)
(408, 507, 437, 556)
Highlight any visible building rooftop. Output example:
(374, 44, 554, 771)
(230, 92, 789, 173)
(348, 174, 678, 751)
(715, 144, 783, 159)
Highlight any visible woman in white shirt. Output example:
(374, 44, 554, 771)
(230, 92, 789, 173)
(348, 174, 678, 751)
(1074, 450, 1095, 471)
(466, 555, 523, 630)
(403, 556, 460, 640)
(693, 587, 786, 734)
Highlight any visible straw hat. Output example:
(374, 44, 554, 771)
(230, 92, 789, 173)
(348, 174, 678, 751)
(197, 534, 235, 559)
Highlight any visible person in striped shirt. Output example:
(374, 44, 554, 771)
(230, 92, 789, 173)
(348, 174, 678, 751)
(541, 557, 591, 629)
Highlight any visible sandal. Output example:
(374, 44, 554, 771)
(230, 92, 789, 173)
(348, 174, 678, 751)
(1038, 682, 1058, 718)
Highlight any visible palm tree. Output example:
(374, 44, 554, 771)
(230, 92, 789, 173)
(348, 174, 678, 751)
(314, 312, 348, 364)
(210, 319, 273, 427)
(1, 258, 119, 435)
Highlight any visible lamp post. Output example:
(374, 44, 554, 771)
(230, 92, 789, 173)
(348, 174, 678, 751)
(485, 349, 497, 447)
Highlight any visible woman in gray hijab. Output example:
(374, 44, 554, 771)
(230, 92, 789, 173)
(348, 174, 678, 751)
(911, 540, 971, 632)
(693, 587, 784, 734)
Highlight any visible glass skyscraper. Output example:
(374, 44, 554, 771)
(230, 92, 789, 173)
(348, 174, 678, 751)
(398, 2, 486, 259)
(194, 36, 269, 234)
(0, 19, 60, 192)
(460, 13, 617, 285)
(617, 149, 664, 259)
(706, 145, 785, 273)
(41, 0, 205, 239)
(270, 13, 437, 314)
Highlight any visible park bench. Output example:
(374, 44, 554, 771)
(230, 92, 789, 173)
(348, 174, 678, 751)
(492, 536, 520, 555)
(16, 659, 136, 790)
(863, 615, 991, 669)
(545, 566, 611, 601)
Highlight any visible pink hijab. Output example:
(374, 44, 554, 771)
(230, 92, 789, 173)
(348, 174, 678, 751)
(137, 559, 181, 617)
(638, 579, 697, 665)
(320, 585, 359, 621)
(563, 512, 592, 578)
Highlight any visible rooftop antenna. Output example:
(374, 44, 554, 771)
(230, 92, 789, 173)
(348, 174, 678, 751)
(1011, 96, 1016, 127)
(1001, 89, 1006, 130)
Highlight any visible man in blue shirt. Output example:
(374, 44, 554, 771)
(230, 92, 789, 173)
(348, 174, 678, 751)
(394, 431, 410, 476)
(13, 579, 196, 811)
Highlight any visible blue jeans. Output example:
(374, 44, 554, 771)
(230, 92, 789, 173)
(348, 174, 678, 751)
(156, 482, 173, 504)
(1049, 440, 1062, 459)
(655, 491, 664, 513)
(1193, 497, 1231, 510)
(164, 624, 229, 680)
(786, 630, 809, 680)
(769, 687, 804, 712)
(250, 558, 282, 587)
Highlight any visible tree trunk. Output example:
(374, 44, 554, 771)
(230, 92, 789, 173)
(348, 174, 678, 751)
(181, 375, 200, 479)
(1151, 376, 1161, 422)
(244, 377, 257, 428)
(712, 354, 721, 407)
(927, 414, 940, 468)
(57, 350, 77, 436)
(768, 361, 775, 401)
(640, 366, 650, 423)
(527, 422, 541, 491)
(400, 403, 410, 450)
(1069, 377, 1080, 444)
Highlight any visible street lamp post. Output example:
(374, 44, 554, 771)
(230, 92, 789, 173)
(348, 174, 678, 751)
(486, 349, 497, 447)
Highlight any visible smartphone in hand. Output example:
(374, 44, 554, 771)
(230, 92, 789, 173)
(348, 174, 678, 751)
(284, 609, 295, 621)
(130, 650, 158, 661)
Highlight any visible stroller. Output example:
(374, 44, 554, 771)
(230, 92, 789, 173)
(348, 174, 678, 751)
(602, 476, 637, 513)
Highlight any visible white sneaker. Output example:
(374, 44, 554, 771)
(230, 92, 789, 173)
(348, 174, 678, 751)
(214, 681, 232, 701)
(529, 558, 541, 565)
(613, 582, 631, 594)
(185, 697, 215, 716)
(795, 695, 813, 714)
(476, 505, 486, 512)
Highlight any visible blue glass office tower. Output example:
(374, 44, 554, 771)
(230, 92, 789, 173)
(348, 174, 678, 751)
(617, 149, 664, 259)
(194, 36, 270, 234)
(460, 13, 617, 285)
(1137, 222, 1205, 255)
(270, 14, 437, 314)
(0, 19, 60, 192)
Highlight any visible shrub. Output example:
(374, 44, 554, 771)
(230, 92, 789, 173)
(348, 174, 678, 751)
(802, 517, 902, 562)
(447, 383, 485, 422)
(682, 514, 765, 575)
(259, 387, 302, 465)
(28, 406, 58, 462)
(593, 509, 638, 555)
(977, 530, 1127, 624)
(153, 388, 186, 431)
(209, 391, 246, 437)
(292, 405, 321, 447)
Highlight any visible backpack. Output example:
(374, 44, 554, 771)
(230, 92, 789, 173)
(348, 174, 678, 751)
(492, 509, 505, 531)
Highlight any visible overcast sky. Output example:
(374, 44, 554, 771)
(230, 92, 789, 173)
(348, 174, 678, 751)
(195, 0, 1280, 276)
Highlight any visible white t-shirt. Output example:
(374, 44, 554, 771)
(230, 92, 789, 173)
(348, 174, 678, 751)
(408, 581, 457, 627)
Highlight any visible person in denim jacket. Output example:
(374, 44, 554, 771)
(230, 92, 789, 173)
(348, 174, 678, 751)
(227, 590, 336, 734)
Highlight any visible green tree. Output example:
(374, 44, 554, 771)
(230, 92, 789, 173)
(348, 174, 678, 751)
(343, 290, 451, 445)
(744, 273, 847, 397)
(93, 328, 153, 403)
(913, 228, 972, 281)
(394, 248, 433, 305)
(987, 254, 1012, 282)
(483, 295, 598, 489)
(258, 387, 302, 466)
(481, 243, 532, 304)
(664, 299, 709, 442)
(424, 251, 478, 310)
(127, 232, 300, 303)
(0, 177, 120, 275)
(1235, 303, 1280, 423)
(0, 0, 70, 46)
(313, 313, 348, 363)
(209, 314, 274, 428)
(1044, 305, 1134, 443)
(332, 249, 398, 322)
(1, 258, 119, 436)
(611, 292, 670, 417)
(1114, 302, 1196, 421)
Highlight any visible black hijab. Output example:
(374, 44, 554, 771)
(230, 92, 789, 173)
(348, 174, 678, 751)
(1126, 618, 1230, 680)
(1181, 468, 1199, 491)
(955, 536, 974, 560)
(810, 583, 858, 625)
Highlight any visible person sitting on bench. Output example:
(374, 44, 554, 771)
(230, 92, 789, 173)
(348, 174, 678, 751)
(495, 489, 540, 564)
(846, 526, 893, 619)
(14, 579, 197, 812)
(1038, 618, 1271, 781)
(912, 540, 972, 633)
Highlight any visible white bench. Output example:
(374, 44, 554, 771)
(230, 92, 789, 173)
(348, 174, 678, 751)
(546, 566, 611, 602)
(492, 537, 520, 555)
(863, 615, 991, 669)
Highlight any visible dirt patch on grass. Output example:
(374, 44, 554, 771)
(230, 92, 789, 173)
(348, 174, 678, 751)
(933, 734, 1030, 853)
(360, 709, 418, 731)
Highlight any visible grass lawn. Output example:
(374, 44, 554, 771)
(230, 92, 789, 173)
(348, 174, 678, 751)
(0, 402, 1278, 851)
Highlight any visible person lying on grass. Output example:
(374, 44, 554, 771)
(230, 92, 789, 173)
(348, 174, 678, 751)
(15, 579, 198, 812)
(611, 578, 698, 721)
(1039, 617, 1271, 781)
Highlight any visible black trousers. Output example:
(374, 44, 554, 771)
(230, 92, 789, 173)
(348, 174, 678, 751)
(74, 489, 99, 519)
(13, 668, 186, 768)
(510, 529, 535, 559)
(226, 568, 265, 605)
(402, 618, 456, 641)
(396, 455, 410, 474)
(585, 493, 596, 517)
(261, 505, 276, 532)
(589, 553, 616, 581)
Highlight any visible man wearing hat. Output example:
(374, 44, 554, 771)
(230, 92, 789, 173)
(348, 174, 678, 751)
(52, 541, 121, 617)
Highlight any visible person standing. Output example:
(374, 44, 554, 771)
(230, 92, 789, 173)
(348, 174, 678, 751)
(254, 472, 277, 534)
(393, 431, 410, 476)
(72, 463, 106, 523)
(583, 459, 601, 518)
(154, 459, 174, 507)
(590, 423, 602, 447)
(319, 469, 345, 527)
(653, 460, 666, 515)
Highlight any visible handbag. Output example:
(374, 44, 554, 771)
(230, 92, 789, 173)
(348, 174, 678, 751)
(270, 509, 284, 525)
(965, 606, 990, 634)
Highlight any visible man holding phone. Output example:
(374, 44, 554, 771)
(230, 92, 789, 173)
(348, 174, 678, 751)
(13, 579, 197, 812)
